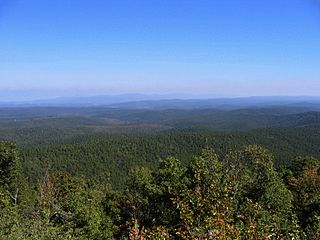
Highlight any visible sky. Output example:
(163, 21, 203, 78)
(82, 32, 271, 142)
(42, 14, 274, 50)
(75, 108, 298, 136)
(0, 0, 320, 100)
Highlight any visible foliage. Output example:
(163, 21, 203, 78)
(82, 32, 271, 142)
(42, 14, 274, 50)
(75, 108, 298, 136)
(288, 156, 320, 239)
(0, 138, 320, 239)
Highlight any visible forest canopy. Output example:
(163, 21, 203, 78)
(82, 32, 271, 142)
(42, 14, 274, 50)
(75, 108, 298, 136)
(0, 140, 319, 239)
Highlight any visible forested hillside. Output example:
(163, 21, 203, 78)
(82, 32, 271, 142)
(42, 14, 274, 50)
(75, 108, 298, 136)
(1, 106, 320, 146)
(1, 106, 320, 239)
(20, 127, 320, 187)
(1, 141, 320, 239)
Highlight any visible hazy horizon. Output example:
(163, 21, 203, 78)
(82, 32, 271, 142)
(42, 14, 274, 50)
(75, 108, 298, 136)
(1, 90, 320, 103)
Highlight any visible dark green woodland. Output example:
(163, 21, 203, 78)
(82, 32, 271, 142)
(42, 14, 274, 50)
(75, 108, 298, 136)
(0, 105, 320, 239)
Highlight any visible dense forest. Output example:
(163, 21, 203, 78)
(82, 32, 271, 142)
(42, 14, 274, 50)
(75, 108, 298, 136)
(20, 127, 320, 187)
(1, 141, 320, 239)
(1, 105, 320, 239)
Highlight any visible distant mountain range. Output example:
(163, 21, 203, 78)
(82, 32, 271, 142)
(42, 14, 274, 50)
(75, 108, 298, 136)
(108, 96, 320, 110)
(0, 94, 170, 107)
(1, 94, 320, 110)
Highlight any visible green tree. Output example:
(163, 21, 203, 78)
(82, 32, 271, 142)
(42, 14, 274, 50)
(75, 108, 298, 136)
(233, 145, 299, 239)
(289, 156, 320, 239)
(173, 148, 238, 239)
(0, 141, 20, 204)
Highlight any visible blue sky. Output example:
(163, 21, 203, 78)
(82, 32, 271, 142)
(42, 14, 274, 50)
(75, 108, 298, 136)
(0, 0, 320, 100)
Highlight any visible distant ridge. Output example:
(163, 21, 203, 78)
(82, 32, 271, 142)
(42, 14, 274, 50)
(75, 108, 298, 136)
(1, 94, 320, 110)
(0, 93, 177, 107)
(109, 96, 320, 110)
